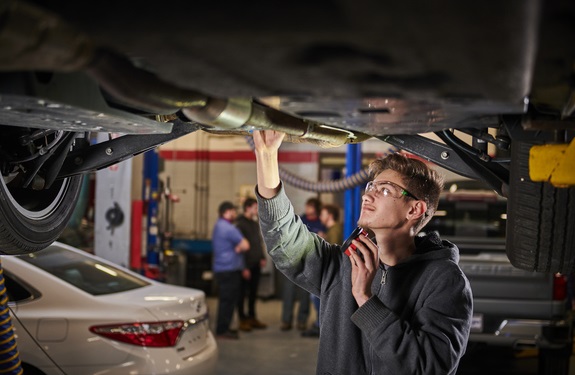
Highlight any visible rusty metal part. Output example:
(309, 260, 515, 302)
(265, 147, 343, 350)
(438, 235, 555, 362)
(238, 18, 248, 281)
(183, 99, 371, 147)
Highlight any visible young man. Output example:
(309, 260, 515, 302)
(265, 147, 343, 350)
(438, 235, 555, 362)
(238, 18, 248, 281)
(252, 130, 472, 374)
(301, 197, 326, 235)
(235, 197, 268, 331)
(211, 201, 249, 339)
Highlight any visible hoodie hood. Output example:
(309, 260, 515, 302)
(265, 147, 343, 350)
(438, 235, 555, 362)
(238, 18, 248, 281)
(405, 231, 460, 265)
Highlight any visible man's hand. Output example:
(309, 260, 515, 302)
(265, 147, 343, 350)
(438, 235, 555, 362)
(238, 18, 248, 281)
(242, 268, 251, 280)
(253, 130, 285, 199)
(253, 130, 285, 154)
(235, 238, 250, 253)
(349, 235, 379, 306)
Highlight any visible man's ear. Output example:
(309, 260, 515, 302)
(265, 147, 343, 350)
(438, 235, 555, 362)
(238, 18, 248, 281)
(407, 200, 427, 221)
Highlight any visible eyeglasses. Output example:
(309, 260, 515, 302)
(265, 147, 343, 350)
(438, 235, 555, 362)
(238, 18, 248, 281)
(364, 180, 420, 200)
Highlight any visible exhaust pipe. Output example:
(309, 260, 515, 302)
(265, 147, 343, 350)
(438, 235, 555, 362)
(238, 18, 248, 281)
(182, 98, 371, 148)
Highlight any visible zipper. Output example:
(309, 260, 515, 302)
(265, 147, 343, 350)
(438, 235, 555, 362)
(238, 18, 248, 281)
(380, 268, 388, 285)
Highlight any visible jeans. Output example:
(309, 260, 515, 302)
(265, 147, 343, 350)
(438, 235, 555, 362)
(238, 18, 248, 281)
(311, 293, 320, 327)
(280, 272, 310, 325)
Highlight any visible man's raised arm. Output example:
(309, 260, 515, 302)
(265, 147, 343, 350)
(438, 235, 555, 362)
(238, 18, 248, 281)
(253, 130, 285, 199)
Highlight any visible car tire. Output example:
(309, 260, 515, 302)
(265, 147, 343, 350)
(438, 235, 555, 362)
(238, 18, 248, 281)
(0, 174, 84, 255)
(506, 140, 575, 274)
(538, 349, 571, 375)
(537, 325, 573, 375)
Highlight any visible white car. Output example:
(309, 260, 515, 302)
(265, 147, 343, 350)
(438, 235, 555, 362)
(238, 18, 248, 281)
(2, 242, 218, 375)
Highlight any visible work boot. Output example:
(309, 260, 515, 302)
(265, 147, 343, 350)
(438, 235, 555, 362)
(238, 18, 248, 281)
(239, 319, 252, 332)
(249, 318, 268, 329)
(301, 324, 320, 338)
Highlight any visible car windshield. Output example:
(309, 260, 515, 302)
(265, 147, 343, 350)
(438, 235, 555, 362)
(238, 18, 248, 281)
(17, 245, 150, 295)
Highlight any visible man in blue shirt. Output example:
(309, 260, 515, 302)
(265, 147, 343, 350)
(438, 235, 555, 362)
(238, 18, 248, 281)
(212, 201, 249, 339)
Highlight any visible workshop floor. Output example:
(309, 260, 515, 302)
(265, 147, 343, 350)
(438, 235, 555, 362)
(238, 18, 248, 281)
(207, 297, 575, 375)
(207, 297, 319, 375)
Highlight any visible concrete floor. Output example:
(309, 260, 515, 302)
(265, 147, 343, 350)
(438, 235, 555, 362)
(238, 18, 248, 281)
(207, 297, 575, 375)
(207, 297, 319, 375)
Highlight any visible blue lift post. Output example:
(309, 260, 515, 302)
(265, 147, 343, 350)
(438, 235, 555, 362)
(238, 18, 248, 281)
(143, 148, 161, 278)
(344, 143, 363, 238)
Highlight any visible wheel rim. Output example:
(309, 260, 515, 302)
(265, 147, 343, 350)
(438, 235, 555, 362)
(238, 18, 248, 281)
(1, 176, 72, 221)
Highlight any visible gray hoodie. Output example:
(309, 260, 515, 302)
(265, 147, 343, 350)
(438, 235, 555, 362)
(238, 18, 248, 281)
(257, 184, 472, 375)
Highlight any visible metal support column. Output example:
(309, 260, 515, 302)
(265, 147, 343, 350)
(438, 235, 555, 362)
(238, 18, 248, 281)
(143, 148, 161, 279)
(344, 144, 362, 237)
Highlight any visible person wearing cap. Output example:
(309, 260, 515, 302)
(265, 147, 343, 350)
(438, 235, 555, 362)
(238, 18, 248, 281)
(251, 129, 472, 374)
(212, 200, 249, 339)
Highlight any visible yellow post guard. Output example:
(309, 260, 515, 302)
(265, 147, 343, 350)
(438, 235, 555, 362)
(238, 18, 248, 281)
(530, 139, 575, 187)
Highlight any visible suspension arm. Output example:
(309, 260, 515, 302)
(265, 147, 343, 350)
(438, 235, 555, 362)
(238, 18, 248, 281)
(377, 134, 481, 180)
(58, 121, 200, 178)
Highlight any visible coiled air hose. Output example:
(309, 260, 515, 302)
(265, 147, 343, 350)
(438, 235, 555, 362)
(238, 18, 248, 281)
(245, 136, 398, 192)
(0, 261, 23, 375)
(278, 167, 371, 193)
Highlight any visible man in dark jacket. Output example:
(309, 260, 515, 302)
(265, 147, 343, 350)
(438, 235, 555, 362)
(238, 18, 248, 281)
(252, 130, 472, 375)
(235, 197, 268, 331)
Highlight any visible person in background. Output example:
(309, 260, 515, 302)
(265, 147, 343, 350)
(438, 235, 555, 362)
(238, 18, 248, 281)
(252, 129, 472, 374)
(235, 197, 268, 332)
(302, 203, 343, 338)
(301, 197, 327, 236)
(301, 198, 327, 333)
(212, 201, 249, 339)
(280, 197, 325, 331)
(319, 203, 344, 245)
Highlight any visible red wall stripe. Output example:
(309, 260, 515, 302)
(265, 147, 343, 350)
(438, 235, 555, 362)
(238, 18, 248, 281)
(159, 150, 318, 163)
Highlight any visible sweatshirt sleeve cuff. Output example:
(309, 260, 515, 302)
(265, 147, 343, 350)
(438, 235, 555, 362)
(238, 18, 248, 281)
(255, 182, 291, 222)
(351, 296, 392, 332)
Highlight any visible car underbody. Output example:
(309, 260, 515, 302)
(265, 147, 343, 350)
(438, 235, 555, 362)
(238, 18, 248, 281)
(0, 0, 574, 272)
